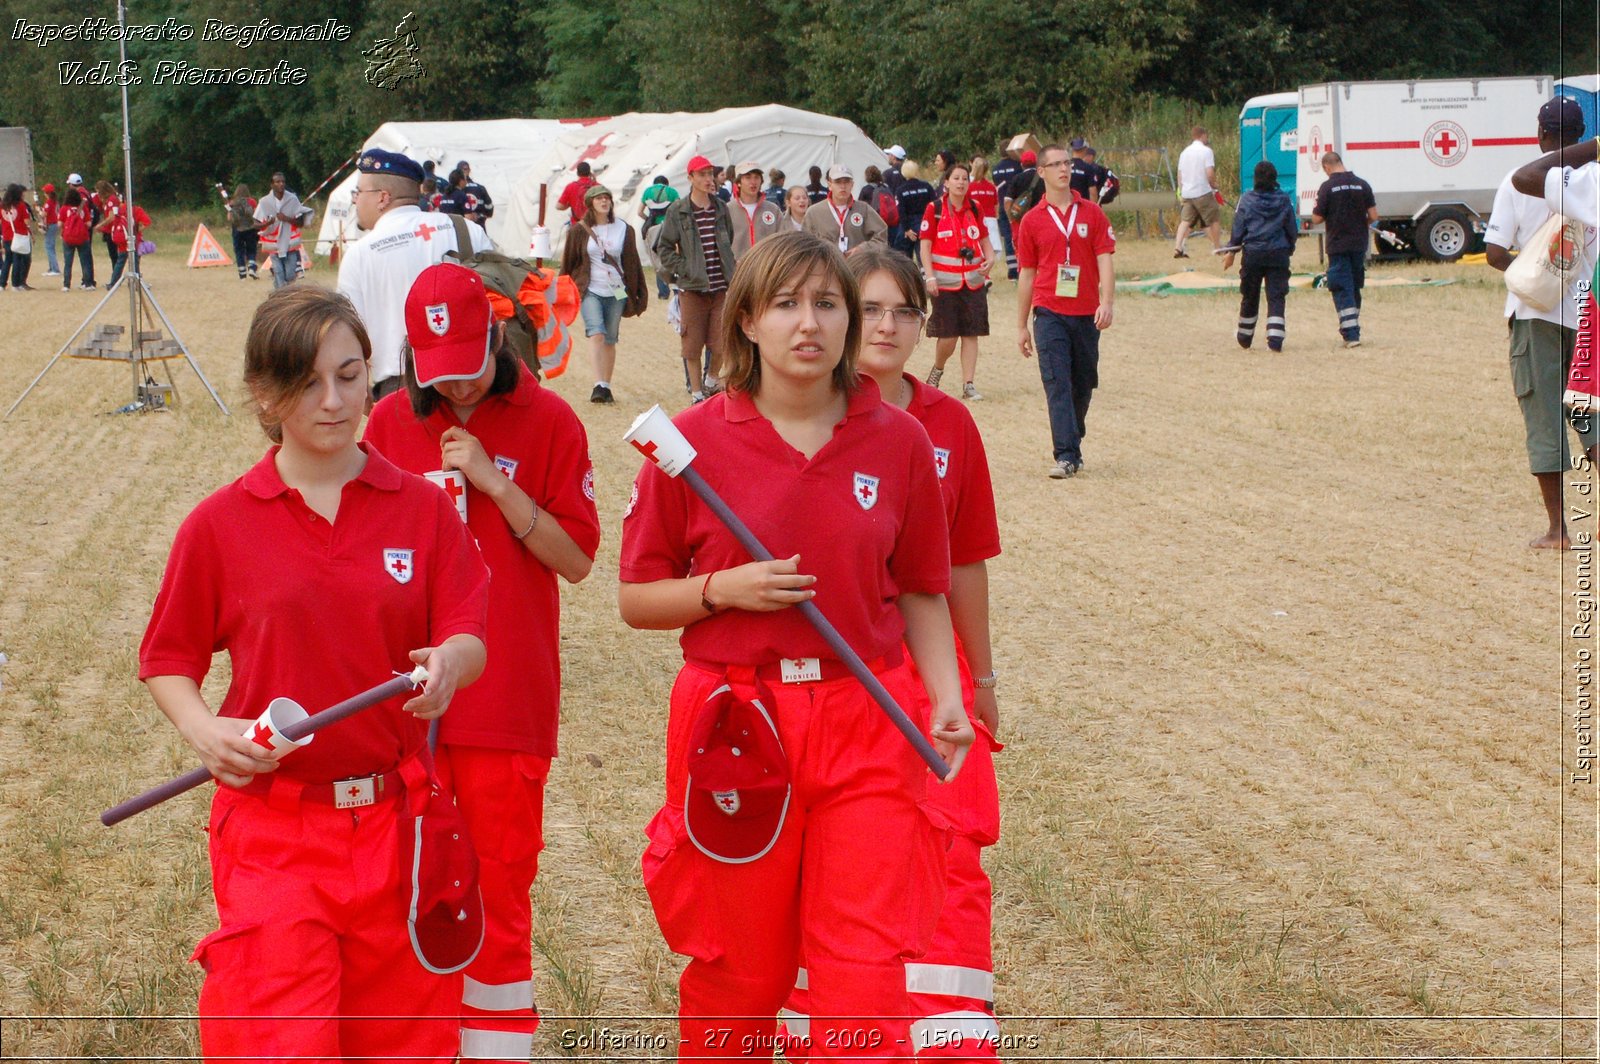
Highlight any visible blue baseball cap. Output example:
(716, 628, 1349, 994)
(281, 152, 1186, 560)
(358, 149, 425, 184)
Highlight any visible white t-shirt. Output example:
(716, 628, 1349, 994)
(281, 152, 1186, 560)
(254, 190, 303, 256)
(336, 205, 494, 386)
(1547, 163, 1600, 229)
(586, 220, 627, 296)
(1487, 170, 1596, 326)
(1177, 139, 1216, 199)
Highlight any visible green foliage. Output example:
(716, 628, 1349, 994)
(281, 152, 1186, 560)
(0, 0, 1592, 206)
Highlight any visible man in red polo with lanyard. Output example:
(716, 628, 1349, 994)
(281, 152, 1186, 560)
(365, 264, 602, 1063)
(1015, 143, 1115, 479)
(803, 165, 888, 255)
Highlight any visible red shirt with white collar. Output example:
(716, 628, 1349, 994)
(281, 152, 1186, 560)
(364, 363, 601, 757)
(138, 445, 490, 782)
(619, 378, 950, 666)
(902, 375, 1001, 566)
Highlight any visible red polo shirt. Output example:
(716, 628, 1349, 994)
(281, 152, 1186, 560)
(903, 375, 1001, 566)
(1014, 191, 1115, 317)
(619, 378, 950, 666)
(365, 363, 601, 758)
(139, 446, 490, 783)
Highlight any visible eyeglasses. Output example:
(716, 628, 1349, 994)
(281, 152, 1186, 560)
(350, 187, 389, 200)
(1039, 159, 1072, 170)
(862, 304, 926, 326)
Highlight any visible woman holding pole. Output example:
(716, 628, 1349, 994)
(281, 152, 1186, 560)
(619, 231, 973, 1060)
(138, 285, 489, 1063)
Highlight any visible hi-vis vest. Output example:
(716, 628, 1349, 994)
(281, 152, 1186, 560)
(260, 220, 304, 253)
(443, 214, 579, 380)
(923, 196, 985, 291)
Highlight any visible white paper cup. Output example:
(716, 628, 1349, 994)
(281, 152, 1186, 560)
(624, 405, 698, 478)
(424, 469, 469, 523)
(244, 697, 315, 760)
(530, 226, 552, 259)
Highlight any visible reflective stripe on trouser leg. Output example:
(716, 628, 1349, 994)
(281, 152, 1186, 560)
(1237, 314, 1257, 342)
(1339, 306, 1360, 340)
(908, 834, 999, 1062)
(436, 746, 548, 1063)
(1266, 317, 1286, 342)
(649, 662, 935, 1060)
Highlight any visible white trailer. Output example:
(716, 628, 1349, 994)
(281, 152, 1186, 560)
(1295, 76, 1552, 261)
(0, 128, 34, 192)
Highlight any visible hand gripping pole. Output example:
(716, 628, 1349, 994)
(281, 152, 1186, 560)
(102, 668, 429, 826)
(625, 406, 951, 779)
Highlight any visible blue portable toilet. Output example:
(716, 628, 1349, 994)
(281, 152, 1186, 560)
(1555, 75, 1600, 140)
(1239, 92, 1298, 205)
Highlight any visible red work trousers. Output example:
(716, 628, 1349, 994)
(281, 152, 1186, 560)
(643, 660, 947, 1062)
(434, 744, 550, 1063)
(785, 651, 1003, 1061)
(193, 770, 459, 1063)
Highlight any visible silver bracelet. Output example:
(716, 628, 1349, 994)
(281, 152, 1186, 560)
(514, 503, 539, 540)
(974, 672, 998, 689)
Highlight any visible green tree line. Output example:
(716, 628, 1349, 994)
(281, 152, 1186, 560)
(0, 0, 1592, 203)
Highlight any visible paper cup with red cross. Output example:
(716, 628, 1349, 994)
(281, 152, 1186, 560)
(530, 226, 553, 259)
(424, 469, 469, 523)
(624, 404, 698, 478)
(242, 697, 316, 761)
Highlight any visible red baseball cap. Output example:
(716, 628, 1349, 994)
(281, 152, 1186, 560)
(401, 786, 485, 975)
(684, 682, 790, 864)
(686, 154, 717, 175)
(405, 263, 494, 388)
(1020, 149, 1037, 166)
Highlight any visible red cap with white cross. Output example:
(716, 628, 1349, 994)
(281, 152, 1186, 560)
(405, 263, 495, 388)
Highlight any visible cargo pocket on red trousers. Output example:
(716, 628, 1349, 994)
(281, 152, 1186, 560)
(641, 805, 720, 963)
(907, 803, 953, 957)
(192, 920, 265, 1027)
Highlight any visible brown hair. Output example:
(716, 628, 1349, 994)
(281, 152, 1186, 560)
(718, 231, 861, 397)
(402, 325, 519, 419)
(243, 285, 372, 443)
(847, 245, 927, 314)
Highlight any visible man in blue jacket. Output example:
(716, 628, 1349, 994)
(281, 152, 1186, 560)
(1223, 161, 1299, 351)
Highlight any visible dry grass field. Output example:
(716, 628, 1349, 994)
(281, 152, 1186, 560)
(0, 220, 1595, 1061)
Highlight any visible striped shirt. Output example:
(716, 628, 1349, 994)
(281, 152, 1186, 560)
(694, 202, 727, 293)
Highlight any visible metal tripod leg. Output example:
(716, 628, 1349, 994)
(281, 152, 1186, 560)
(135, 274, 228, 414)
(4, 276, 128, 420)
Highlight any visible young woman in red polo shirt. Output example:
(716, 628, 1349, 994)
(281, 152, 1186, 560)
(620, 231, 974, 1061)
(139, 284, 489, 1063)
(364, 263, 601, 1064)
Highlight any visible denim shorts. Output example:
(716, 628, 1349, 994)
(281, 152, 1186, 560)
(581, 291, 625, 344)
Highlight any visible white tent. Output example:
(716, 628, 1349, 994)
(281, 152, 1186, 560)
(316, 105, 887, 258)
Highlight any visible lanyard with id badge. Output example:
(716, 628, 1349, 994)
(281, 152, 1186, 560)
(1048, 202, 1082, 299)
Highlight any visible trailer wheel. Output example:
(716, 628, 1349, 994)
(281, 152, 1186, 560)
(1415, 208, 1471, 262)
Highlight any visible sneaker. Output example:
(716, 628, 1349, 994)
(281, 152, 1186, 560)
(81, 283, 97, 290)
(1237, 335, 1252, 349)
(1268, 341, 1283, 353)
(590, 383, 614, 404)
(926, 366, 944, 389)
(45, 270, 60, 276)
(1048, 459, 1080, 479)
(962, 382, 984, 401)
(703, 375, 722, 395)
(1343, 338, 1362, 349)
(62, 283, 70, 291)
(690, 390, 708, 404)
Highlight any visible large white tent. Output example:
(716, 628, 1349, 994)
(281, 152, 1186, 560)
(315, 105, 887, 258)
